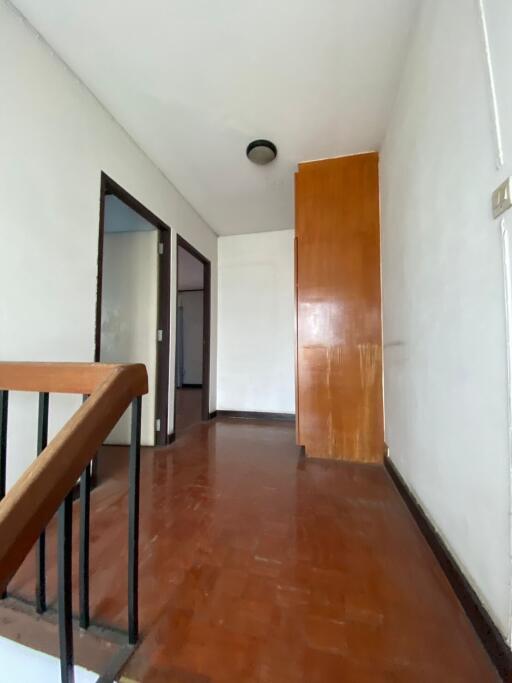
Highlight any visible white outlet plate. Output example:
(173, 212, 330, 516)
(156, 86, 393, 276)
(492, 177, 512, 219)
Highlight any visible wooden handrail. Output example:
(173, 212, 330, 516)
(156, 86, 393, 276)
(0, 362, 135, 394)
(0, 363, 148, 593)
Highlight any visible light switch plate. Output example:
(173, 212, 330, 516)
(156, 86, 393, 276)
(492, 177, 512, 219)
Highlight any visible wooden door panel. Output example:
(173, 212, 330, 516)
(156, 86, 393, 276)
(295, 153, 383, 462)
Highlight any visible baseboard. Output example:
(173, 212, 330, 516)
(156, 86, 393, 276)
(180, 383, 203, 389)
(167, 432, 176, 444)
(384, 454, 512, 681)
(215, 410, 295, 422)
(208, 411, 217, 420)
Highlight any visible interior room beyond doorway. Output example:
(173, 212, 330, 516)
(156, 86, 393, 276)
(97, 177, 171, 448)
(175, 243, 205, 433)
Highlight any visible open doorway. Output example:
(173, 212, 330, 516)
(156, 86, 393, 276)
(95, 173, 171, 447)
(174, 235, 211, 434)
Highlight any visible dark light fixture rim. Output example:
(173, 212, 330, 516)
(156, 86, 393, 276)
(246, 139, 278, 160)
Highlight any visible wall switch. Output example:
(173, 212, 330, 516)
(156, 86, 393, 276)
(492, 177, 512, 219)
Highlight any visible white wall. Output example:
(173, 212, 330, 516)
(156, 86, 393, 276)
(381, 0, 512, 640)
(178, 291, 203, 386)
(0, 0, 217, 486)
(0, 637, 96, 683)
(217, 230, 295, 414)
(178, 245, 204, 290)
(101, 231, 158, 445)
(104, 195, 154, 233)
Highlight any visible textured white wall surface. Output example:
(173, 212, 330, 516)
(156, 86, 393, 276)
(217, 230, 295, 414)
(0, 0, 217, 484)
(101, 231, 158, 445)
(381, 0, 512, 640)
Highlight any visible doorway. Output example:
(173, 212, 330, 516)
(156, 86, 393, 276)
(174, 235, 211, 435)
(95, 173, 171, 447)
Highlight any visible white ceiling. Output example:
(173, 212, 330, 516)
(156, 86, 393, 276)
(11, 0, 418, 236)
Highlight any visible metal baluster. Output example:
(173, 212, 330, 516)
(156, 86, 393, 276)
(58, 492, 75, 683)
(128, 396, 142, 645)
(79, 395, 90, 629)
(36, 392, 49, 613)
(0, 390, 8, 599)
(79, 464, 91, 629)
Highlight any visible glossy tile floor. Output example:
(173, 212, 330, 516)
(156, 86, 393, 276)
(8, 418, 498, 682)
(175, 387, 203, 432)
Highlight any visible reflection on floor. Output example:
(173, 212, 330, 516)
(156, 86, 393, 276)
(175, 387, 202, 432)
(6, 419, 499, 682)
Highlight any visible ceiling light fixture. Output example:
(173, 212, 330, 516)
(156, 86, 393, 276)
(246, 139, 277, 165)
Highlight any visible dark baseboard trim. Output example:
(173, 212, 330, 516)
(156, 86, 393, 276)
(384, 454, 512, 681)
(216, 410, 295, 422)
(208, 411, 217, 420)
(167, 432, 176, 444)
(181, 383, 203, 389)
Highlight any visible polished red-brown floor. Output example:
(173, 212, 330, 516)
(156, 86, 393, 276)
(175, 387, 202, 432)
(7, 419, 498, 682)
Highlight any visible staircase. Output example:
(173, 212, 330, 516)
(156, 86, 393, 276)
(0, 363, 148, 682)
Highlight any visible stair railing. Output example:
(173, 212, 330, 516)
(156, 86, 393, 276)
(0, 362, 148, 683)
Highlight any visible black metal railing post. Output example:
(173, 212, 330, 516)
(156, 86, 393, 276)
(0, 390, 8, 600)
(128, 396, 142, 645)
(58, 491, 75, 683)
(79, 395, 91, 630)
(79, 464, 91, 630)
(0, 366, 148, 680)
(36, 391, 49, 613)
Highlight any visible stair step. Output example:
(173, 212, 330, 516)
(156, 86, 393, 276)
(0, 597, 128, 679)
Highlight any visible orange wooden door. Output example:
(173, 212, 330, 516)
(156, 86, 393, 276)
(295, 153, 383, 462)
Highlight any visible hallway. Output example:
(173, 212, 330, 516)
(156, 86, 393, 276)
(175, 387, 203, 433)
(7, 418, 498, 682)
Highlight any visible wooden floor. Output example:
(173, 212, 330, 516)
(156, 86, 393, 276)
(175, 387, 202, 432)
(6, 418, 498, 682)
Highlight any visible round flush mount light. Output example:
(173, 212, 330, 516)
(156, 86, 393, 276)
(246, 139, 277, 165)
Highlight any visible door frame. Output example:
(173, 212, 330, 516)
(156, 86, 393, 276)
(95, 171, 172, 446)
(174, 234, 211, 436)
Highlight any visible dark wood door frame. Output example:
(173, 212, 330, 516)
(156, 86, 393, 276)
(95, 171, 172, 446)
(174, 234, 211, 437)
